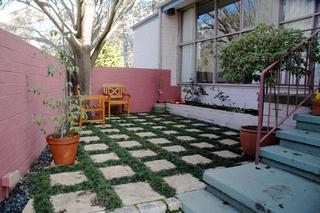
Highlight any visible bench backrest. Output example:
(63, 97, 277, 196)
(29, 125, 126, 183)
(102, 83, 126, 99)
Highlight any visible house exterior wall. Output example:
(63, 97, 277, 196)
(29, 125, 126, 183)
(0, 29, 64, 202)
(133, 15, 160, 69)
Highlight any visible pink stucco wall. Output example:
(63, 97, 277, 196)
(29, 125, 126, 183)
(0, 29, 64, 202)
(92, 67, 180, 112)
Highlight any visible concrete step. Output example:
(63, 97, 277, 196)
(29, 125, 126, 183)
(294, 113, 320, 133)
(280, 139, 320, 157)
(276, 129, 320, 148)
(176, 189, 238, 213)
(203, 163, 320, 213)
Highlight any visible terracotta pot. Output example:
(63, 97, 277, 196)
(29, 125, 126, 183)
(311, 100, 320, 116)
(240, 126, 278, 158)
(46, 132, 80, 165)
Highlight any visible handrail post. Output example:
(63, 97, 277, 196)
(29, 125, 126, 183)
(256, 74, 265, 164)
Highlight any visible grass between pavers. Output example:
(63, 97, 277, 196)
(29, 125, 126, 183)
(30, 112, 249, 212)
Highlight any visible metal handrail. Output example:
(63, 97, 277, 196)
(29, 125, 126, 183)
(255, 29, 320, 164)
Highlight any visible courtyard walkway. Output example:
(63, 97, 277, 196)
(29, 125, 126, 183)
(24, 113, 248, 213)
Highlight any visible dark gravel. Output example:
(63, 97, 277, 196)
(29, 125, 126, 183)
(0, 146, 51, 213)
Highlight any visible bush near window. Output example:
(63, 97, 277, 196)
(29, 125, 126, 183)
(221, 24, 305, 83)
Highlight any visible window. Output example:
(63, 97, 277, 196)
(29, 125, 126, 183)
(218, 0, 240, 35)
(196, 41, 214, 83)
(197, 1, 215, 40)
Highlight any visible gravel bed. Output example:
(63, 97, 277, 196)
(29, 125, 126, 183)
(0, 146, 51, 213)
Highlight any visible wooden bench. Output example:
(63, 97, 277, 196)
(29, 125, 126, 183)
(102, 83, 131, 118)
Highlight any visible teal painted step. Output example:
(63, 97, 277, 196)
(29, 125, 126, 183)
(276, 129, 320, 148)
(203, 163, 320, 213)
(294, 113, 320, 133)
(280, 139, 320, 157)
(176, 189, 238, 213)
(260, 145, 320, 175)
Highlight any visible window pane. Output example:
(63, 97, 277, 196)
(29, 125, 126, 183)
(282, 18, 313, 32)
(181, 44, 194, 82)
(243, 0, 259, 28)
(182, 8, 194, 42)
(197, 1, 215, 39)
(196, 41, 214, 83)
(282, 0, 314, 21)
(218, 0, 240, 36)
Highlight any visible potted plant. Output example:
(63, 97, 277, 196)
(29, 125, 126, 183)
(153, 71, 166, 113)
(311, 92, 320, 116)
(33, 47, 83, 165)
(221, 24, 307, 157)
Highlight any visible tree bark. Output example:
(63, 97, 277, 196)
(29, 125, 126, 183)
(74, 47, 93, 95)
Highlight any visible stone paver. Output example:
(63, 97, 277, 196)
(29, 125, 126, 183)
(109, 205, 139, 213)
(108, 134, 130, 140)
(148, 138, 171, 145)
(118, 140, 141, 148)
(153, 118, 163, 121)
(200, 133, 219, 139)
(101, 128, 120, 133)
(79, 130, 93, 135)
(213, 150, 240, 158)
(176, 136, 196, 141)
(127, 127, 144, 132)
(185, 128, 202, 133)
(90, 153, 119, 163)
(165, 197, 182, 211)
(162, 145, 186, 153)
(223, 131, 238, 136)
(137, 200, 166, 213)
(163, 174, 206, 194)
(190, 142, 214, 148)
(207, 127, 221, 131)
(84, 143, 108, 151)
(162, 130, 178, 135)
(128, 116, 139, 119)
(152, 126, 166, 129)
(100, 165, 135, 180)
(113, 182, 163, 205)
(129, 149, 157, 158)
(50, 171, 87, 186)
(141, 122, 155, 125)
(80, 136, 100, 143)
(181, 120, 192, 123)
(145, 115, 156, 118)
(50, 190, 104, 213)
(110, 116, 121, 119)
(173, 124, 186, 128)
(162, 121, 175, 124)
(96, 124, 112, 128)
(22, 199, 34, 213)
(119, 123, 135, 127)
(181, 154, 212, 165)
(219, 139, 239, 146)
(135, 132, 156, 137)
(133, 119, 146, 122)
(192, 123, 207, 127)
(138, 113, 149, 115)
(144, 159, 176, 172)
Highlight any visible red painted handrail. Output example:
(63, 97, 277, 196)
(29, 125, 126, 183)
(255, 29, 320, 164)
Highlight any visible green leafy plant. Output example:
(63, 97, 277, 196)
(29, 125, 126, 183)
(32, 47, 84, 138)
(183, 78, 208, 103)
(221, 24, 306, 83)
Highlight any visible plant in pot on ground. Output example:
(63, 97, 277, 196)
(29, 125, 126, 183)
(32, 47, 83, 165)
(312, 91, 320, 115)
(221, 24, 307, 157)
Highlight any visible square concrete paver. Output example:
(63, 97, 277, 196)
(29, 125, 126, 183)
(153, 118, 163, 121)
(162, 145, 186, 153)
(80, 136, 100, 143)
(219, 139, 239, 146)
(181, 154, 212, 165)
(200, 133, 219, 139)
(162, 121, 175, 124)
(129, 149, 157, 158)
(182, 120, 192, 123)
(79, 130, 93, 135)
(148, 138, 171, 145)
(101, 128, 120, 133)
(152, 126, 166, 129)
(113, 182, 163, 206)
(90, 153, 119, 163)
(119, 123, 135, 127)
(141, 122, 155, 125)
(84, 143, 108, 151)
(173, 124, 186, 128)
(50, 171, 87, 186)
(99, 165, 135, 180)
(213, 150, 240, 158)
(162, 130, 178, 135)
(176, 136, 196, 141)
(133, 119, 146, 122)
(223, 131, 238, 136)
(50, 190, 104, 213)
(135, 132, 156, 138)
(207, 127, 221, 131)
(145, 115, 156, 118)
(95, 124, 112, 128)
(144, 159, 176, 172)
(127, 127, 144, 132)
(192, 123, 207, 127)
(108, 134, 130, 140)
(118, 140, 141, 148)
(190, 142, 214, 149)
(185, 129, 202, 133)
(163, 174, 206, 194)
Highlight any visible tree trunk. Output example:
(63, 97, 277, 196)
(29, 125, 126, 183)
(74, 47, 93, 95)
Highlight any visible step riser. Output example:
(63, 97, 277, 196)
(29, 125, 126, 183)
(261, 158, 320, 183)
(296, 122, 320, 133)
(280, 139, 320, 157)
